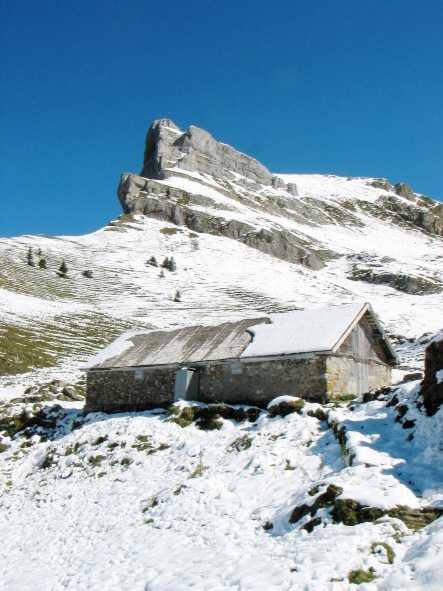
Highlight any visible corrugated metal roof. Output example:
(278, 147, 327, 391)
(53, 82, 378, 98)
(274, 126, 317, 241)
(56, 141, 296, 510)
(84, 303, 397, 370)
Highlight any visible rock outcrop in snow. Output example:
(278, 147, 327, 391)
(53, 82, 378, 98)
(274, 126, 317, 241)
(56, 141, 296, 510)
(421, 335, 443, 415)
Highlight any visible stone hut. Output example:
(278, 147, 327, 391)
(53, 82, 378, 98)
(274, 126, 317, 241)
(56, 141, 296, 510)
(83, 303, 397, 413)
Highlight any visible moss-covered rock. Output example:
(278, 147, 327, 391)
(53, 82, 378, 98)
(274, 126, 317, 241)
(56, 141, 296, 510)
(268, 398, 305, 418)
(387, 506, 443, 531)
(167, 403, 260, 429)
(226, 434, 254, 452)
(331, 499, 384, 525)
(289, 485, 343, 524)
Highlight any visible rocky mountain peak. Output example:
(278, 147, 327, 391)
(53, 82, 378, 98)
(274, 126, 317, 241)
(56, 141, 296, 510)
(117, 119, 443, 278)
(140, 118, 297, 195)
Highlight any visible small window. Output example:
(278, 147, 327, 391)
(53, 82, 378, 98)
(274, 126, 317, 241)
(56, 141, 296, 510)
(230, 362, 243, 375)
(134, 369, 144, 381)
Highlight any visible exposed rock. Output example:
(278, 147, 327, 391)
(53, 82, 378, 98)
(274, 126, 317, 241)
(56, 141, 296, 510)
(401, 372, 423, 383)
(369, 178, 391, 191)
(376, 194, 443, 236)
(421, 337, 443, 416)
(267, 397, 305, 417)
(286, 183, 298, 196)
(289, 484, 343, 524)
(140, 119, 297, 195)
(62, 387, 85, 401)
(118, 174, 330, 270)
(349, 269, 442, 295)
(118, 119, 442, 275)
(330, 498, 442, 530)
(393, 182, 415, 201)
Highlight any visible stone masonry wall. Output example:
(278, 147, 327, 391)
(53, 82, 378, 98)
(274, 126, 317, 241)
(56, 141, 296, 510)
(85, 354, 390, 413)
(197, 356, 328, 406)
(326, 356, 391, 398)
(85, 355, 329, 412)
(85, 367, 176, 413)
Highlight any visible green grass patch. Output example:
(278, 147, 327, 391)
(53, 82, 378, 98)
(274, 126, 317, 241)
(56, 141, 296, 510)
(371, 542, 395, 564)
(347, 569, 376, 584)
(226, 434, 254, 452)
(160, 227, 180, 235)
(333, 393, 358, 402)
(88, 455, 106, 468)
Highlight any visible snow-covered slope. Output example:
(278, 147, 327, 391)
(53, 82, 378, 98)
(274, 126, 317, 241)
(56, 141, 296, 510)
(1, 385, 442, 590)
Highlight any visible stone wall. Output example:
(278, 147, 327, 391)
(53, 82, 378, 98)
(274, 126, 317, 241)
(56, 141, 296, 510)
(85, 354, 392, 413)
(85, 355, 329, 412)
(197, 356, 328, 406)
(326, 356, 391, 398)
(85, 367, 176, 413)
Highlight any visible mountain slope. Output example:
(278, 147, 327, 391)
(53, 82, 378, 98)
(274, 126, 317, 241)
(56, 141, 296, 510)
(1, 120, 442, 383)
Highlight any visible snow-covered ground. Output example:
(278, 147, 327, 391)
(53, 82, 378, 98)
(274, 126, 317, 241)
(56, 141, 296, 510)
(0, 383, 442, 590)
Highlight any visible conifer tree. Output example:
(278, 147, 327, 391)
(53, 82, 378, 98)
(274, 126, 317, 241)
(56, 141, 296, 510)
(174, 289, 181, 302)
(147, 256, 158, 267)
(26, 247, 35, 267)
(169, 256, 177, 272)
(159, 268, 165, 278)
(161, 257, 170, 269)
(38, 258, 47, 269)
(58, 259, 68, 276)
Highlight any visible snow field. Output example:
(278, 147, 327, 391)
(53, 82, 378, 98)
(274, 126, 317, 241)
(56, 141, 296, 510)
(1, 383, 442, 590)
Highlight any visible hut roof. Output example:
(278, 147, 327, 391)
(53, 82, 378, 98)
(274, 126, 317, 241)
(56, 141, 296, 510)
(83, 303, 398, 370)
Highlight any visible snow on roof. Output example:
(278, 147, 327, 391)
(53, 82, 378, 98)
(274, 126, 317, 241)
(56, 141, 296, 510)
(241, 303, 367, 358)
(84, 303, 397, 370)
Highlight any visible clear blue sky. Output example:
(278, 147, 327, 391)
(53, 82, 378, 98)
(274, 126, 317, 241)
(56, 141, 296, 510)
(1, 0, 442, 237)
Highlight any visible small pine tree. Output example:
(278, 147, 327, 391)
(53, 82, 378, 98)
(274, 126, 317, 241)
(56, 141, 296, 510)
(169, 257, 177, 272)
(58, 259, 68, 276)
(37, 248, 42, 256)
(26, 247, 35, 267)
(147, 256, 158, 267)
(161, 257, 170, 269)
(174, 289, 181, 302)
(159, 269, 165, 278)
(38, 258, 47, 269)
(82, 270, 93, 278)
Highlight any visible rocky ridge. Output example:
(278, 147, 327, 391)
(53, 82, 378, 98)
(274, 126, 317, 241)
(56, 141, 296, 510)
(118, 119, 443, 278)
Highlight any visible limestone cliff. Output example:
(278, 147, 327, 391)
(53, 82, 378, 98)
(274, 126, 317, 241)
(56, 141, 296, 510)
(117, 119, 443, 275)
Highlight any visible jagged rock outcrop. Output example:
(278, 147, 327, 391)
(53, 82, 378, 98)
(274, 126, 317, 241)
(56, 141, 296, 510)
(118, 173, 329, 270)
(393, 182, 415, 201)
(140, 118, 297, 194)
(369, 178, 392, 191)
(375, 194, 443, 236)
(349, 268, 442, 295)
(421, 336, 443, 416)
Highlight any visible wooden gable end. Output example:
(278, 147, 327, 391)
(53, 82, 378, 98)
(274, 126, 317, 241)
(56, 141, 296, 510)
(337, 313, 389, 364)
